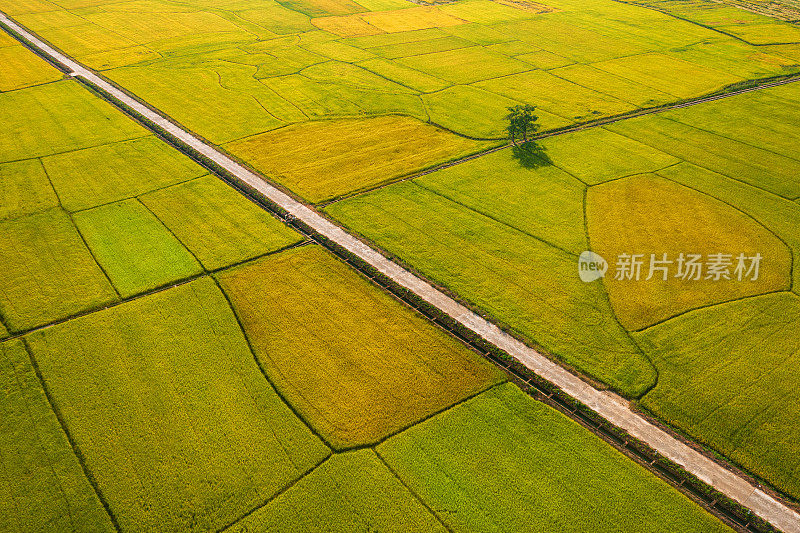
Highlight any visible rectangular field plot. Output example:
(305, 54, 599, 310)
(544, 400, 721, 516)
(496, 17, 649, 63)
(549, 63, 674, 108)
(216, 246, 505, 449)
(227, 450, 446, 532)
(106, 61, 300, 145)
(397, 46, 530, 84)
(0, 159, 59, 221)
(656, 162, 800, 289)
(0, 339, 115, 532)
(474, 70, 633, 122)
(652, 84, 800, 170)
(278, 0, 367, 17)
(537, 127, 680, 185)
(326, 182, 655, 397)
(356, 58, 450, 92)
(0, 80, 145, 162)
(592, 53, 742, 99)
(0, 45, 62, 92)
(422, 84, 571, 138)
(607, 115, 800, 199)
(237, 4, 315, 35)
(715, 22, 800, 45)
(29, 22, 138, 57)
(378, 383, 729, 532)
(665, 40, 800, 80)
(440, 0, 542, 23)
(140, 176, 303, 270)
(359, 6, 467, 33)
(415, 148, 587, 253)
(41, 135, 206, 212)
(24, 278, 330, 532)
(81, 10, 245, 44)
(636, 293, 800, 500)
(0, 209, 118, 332)
(73, 199, 203, 298)
(224, 116, 490, 203)
(366, 35, 474, 59)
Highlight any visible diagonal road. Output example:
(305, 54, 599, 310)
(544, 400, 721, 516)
(2, 12, 799, 532)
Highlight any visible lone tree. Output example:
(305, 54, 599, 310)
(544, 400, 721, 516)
(506, 104, 538, 145)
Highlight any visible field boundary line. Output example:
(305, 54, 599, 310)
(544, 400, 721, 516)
(20, 338, 123, 532)
(2, 13, 799, 532)
(318, 73, 800, 206)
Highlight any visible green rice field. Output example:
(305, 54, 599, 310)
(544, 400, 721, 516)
(0, 0, 797, 530)
(377, 383, 730, 532)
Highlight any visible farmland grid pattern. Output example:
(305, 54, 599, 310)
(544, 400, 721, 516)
(1, 10, 800, 533)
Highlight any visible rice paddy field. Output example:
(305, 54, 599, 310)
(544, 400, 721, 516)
(1, 0, 799, 529)
(326, 80, 800, 501)
(2, 0, 800, 202)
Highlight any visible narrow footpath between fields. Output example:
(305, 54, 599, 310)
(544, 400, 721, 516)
(2, 12, 799, 533)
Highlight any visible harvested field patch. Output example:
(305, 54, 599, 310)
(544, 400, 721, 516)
(637, 293, 800, 500)
(225, 115, 490, 203)
(25, 278, 330, 532)
(378, 383, 730, 532)
(0, 209, 118, 332)
(73, 199, 203, 298)
(0, 159, 59, 220)
(217, 246, 505, 449)
(586, 174, 791, 330)
(139, 175, 303, 270)
(227, 450, 446, 532)
(0, 339, 114, 532)
(326, 182, 654, 396)
(42, 135, 206, 212)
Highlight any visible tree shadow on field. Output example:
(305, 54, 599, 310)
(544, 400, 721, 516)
(511, 141, 553, 169)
